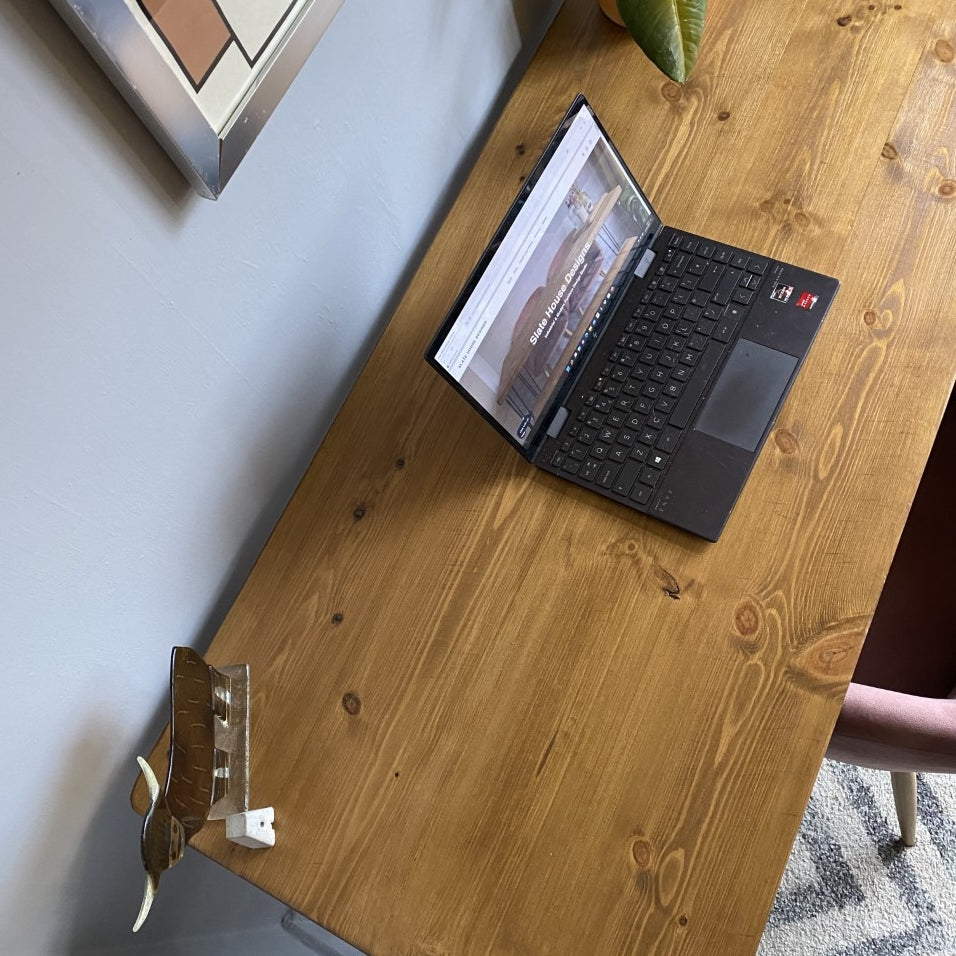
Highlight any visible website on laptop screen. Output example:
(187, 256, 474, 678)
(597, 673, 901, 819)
(434, 106, 655, 448)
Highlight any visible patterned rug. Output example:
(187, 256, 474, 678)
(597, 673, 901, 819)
(758, 761, 956, 956)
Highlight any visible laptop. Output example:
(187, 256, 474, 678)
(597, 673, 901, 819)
(425, 95, 839, 540)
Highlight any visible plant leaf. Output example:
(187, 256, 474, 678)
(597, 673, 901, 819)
(616, 0, 708, 83)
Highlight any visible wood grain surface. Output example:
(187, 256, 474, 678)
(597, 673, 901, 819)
(134, 0, 956, 953)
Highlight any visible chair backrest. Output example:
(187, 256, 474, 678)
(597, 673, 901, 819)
(852, 394, 956, 698)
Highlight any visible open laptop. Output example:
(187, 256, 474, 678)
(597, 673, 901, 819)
(426, 95, 838, 540)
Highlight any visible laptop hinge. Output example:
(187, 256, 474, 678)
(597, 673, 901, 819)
(633, 248, 656, 278)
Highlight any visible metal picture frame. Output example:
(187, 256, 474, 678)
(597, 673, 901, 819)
(51, 0, 345, 198)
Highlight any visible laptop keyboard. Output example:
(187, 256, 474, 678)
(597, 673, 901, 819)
(545, 229, 769, 507)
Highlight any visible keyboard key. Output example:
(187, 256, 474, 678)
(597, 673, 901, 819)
(669, 340, 726, 429)
(647, 450, 669, 469)
(610, 445, 629, 464)
(657, 427, 682, 453)
(667, 252, 689, 277)
(597, 463, 619, 488)
(714, 319, 738, 343)
(562, 457, 581, 475)
(639, 467, 661, 487)
(712, 267, 742, 305)
(580, 459, 600, 481)
(631, 483, 653, 505)
(613, 461, 642, 496)
(698, 263, 724, 292)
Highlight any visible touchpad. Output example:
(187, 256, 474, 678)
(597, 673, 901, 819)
(694, 340, 797, 452)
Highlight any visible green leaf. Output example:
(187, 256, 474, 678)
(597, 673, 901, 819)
(616, 0, 708, 84)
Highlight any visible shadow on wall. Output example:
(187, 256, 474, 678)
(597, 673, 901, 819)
(60, 722, 296, 954)
(3, 0, 193, 213)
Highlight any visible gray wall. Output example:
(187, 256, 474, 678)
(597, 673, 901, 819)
(0, 0, 560, 952)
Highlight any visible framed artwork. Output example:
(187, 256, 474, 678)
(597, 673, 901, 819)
(51, 0, 346, 198)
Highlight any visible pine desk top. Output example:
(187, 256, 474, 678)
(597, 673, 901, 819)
(137, 0, 956, 952)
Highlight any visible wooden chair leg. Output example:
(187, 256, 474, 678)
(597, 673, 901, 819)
(890, 771, 918, 847)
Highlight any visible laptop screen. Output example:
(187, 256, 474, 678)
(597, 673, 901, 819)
(431, 99, 657, 450)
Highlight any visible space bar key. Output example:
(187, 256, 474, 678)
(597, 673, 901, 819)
(669, 341, 727, 430)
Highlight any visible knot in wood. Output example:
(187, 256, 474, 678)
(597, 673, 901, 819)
(934, 39, 955, 63)
(342, 692, 362, 715)
(881, 142, 899, 161)
(631, 838, 653, 869)
(863, 310, 878, 326)
(733, 599, 762, 638)
(661, 81, 682, 103)
(773, 428, 799, 455)
(717, 110, 731, 122)
(836, 14, 852, 26)
(938, 179, 956, 198)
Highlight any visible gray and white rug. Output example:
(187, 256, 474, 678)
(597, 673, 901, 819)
(759, 761, 956, 956)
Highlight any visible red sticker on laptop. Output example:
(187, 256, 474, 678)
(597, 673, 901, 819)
(796, 291, 818, 310)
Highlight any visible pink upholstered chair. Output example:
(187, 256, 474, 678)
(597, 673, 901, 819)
(827, 396, 956, 847)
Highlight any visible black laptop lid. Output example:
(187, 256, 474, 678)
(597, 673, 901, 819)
(426, 96, 662, 455)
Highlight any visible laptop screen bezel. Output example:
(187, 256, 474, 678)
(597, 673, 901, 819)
(424, 94, 663, 458)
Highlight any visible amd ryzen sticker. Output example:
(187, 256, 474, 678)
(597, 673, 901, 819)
(796, 291, 819, 310)
(771, 283, 793, 303)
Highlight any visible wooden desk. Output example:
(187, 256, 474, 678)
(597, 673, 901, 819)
(137, 0, 956, 952)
